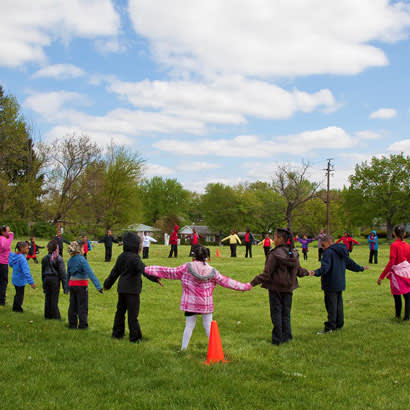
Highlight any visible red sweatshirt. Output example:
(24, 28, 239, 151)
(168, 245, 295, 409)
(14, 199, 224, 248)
(170, 225, 179, 245)
(379, 239, 410, 280)
(336, 236, 359, 251)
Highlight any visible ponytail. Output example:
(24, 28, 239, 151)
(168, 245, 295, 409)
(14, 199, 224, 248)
(394, 225, 406, 240)
(275, 228, 294, 257)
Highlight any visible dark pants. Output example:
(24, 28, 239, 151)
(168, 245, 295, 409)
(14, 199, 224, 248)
(44, 276, 61, 319)
(369, 249, 378, 264)
(105, 246, 112, 262)
(318, 248, 323, 261)
(245, 243, 252, 258)
(0, 264, 8, 305)
(269, 291, 293, 345)
(230, 244, 237, 257)
(112, 293, 142, 342)
(13, 286, 25, 312)
(324, 291, 344, 331)
(302, 249, 308, 260)
(68, 286, 88, 328)
(143, 247, 149, 259)
(168, 244, 178, 258)
(189, 244, 200, 257)
(393, 293, 410, 320)
(264, 246, 270, 258)
(83, 253, 88, 260)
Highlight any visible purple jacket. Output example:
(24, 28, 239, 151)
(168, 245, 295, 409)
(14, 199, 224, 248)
(297, 238, 313, 250)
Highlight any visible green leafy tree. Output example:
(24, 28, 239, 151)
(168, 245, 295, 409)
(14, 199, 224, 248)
(140, 177, 190, 225)
(0, 86, 44, 220)
(346, 153, 410, 239)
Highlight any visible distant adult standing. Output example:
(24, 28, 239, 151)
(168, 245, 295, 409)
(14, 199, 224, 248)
(0, 226, 14, 305)
(188, 228, 200, 257)
(54, 231, 70, 257)
(315, 229, 326, 261)
(221, 230, 241, 257)
(377, 225, 410, 321)
(168, 225, 179, 258)
(244, 227, 255, 258)
(367, 230, 379, 264)
(142, 231, 157, 259)
(99, 230, 119, 262)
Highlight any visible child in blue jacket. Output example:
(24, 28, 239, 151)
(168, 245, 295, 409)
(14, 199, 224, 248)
(65, 241, 102, 329)
(367, 230, 378, 264)
(9, 241, 36, 312)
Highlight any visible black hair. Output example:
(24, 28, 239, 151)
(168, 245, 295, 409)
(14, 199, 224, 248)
(47, 240, 58, 254)
(16, 241, 29, 252)
(193, 245, 209, 265)
(0, 225, 7, 233)
(275, 228, 294, 256)
(394, 225, 405, 240)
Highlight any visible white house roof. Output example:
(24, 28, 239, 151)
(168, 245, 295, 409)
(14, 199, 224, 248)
(126, 223, 161, 232)
(179, 225, 216, 235)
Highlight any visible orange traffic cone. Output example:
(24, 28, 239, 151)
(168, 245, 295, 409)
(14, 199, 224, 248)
(203, 320, 228, 364)
(216, 249, 220, 258)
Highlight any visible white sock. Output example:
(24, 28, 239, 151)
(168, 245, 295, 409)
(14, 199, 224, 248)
(181, 315, 197, 350)
(202, 313, 213, 338)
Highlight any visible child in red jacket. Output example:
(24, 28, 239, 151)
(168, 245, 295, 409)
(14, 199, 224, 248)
(168, 225, 179, 258)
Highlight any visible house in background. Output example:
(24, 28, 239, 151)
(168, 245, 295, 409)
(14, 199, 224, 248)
(179, 225, 220, 244)
(126, 223, 161, 235)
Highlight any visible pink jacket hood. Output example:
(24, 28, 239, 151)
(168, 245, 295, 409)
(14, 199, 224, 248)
(187, 261, 216, 281)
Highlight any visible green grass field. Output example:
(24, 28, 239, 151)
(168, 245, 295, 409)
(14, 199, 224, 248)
(0, 240, 409, 410)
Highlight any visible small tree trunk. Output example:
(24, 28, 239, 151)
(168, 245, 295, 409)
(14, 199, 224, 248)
(386, 218, 393, 241)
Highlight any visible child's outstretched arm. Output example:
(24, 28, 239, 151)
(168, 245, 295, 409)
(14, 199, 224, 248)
(144, 264, 186, 280)
(81, 258, 102, 292)
(21, 258, 35, 288)
(214, 271, 251, 291)
(346, 257, 367, 272)
(103, 259, 121, 290)
(311, 252, 332, 277)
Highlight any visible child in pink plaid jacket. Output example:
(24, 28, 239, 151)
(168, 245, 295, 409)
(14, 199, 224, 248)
(144, 246, 252, 350)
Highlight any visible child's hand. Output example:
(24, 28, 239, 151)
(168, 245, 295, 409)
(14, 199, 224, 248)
(98, 288, 104, 294)
(157, 279, 164, 287)
(377, 278, 382, 286)
(363, 266, 369, 270)
(31, 284, 36, 289)
(309, 270, 316, 276)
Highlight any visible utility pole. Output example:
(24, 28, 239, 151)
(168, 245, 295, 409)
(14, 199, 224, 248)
(324, 159, 334, 234)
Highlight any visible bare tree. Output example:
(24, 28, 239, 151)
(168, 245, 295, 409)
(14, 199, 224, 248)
(44, 134, 101, 224)
(272, 162, 320, 233)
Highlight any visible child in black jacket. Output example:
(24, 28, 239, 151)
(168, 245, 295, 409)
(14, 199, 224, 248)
(103, 232, 161, 342)
(310, 235, 368, 333)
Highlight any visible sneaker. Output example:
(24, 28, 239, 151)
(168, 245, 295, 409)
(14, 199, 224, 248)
(316, 329, 333, 335)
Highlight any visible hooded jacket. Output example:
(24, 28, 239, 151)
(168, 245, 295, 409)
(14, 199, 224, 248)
(367, 231, 378, 251)
(250, 244, 308, 292)
(144, 260, 251, 313)
(0, 232, 14, 264)
(170, 225, 179, 245)
(104, 231, 158, 294)
(9, 253, 35, 287)
(66, 254, 102, 291)
(314, 243, 364, 292)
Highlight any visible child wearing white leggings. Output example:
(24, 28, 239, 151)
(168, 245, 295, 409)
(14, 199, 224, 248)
(145, 246, 251, 350)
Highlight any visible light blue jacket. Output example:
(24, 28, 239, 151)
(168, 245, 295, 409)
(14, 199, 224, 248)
(66, 254, 101, 291)
(9, 253, 35, 286)
(367, 231, 379, 251)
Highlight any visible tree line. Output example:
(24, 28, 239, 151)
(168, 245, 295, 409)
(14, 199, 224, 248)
(1, 86, 409, 240)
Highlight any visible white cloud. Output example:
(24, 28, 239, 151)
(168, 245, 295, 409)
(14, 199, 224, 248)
(387, 139, 410, 153)
(0, 0, 120, 67)
(128, 0, 410, 77)
(355, 130, 382, 140)
(369, 108, 397, 119)
(107, 76, 337, 124)
(95, 38, 127, 54)
(32, 64, 85, 79)
(177, 162, 221, 172)
(24, 90, 207, 143)
(24, 90, 87, 116)
(153, 126, 356, 158)
(144, 163, 175, 177)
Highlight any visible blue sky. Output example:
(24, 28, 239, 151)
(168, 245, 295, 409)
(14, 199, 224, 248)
(1, 0, 409, 191)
